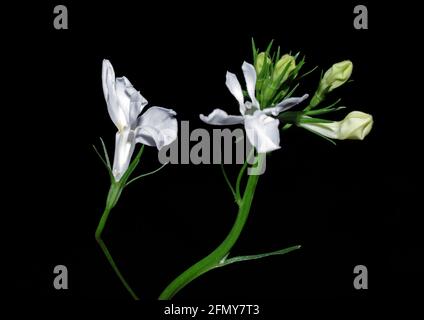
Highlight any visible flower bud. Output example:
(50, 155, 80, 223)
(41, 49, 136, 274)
(300, 111, 373, 140)
(320, 60, 353, 93)
(272, 54, 296, 83)
(255, 52, 271, 75)
(310, 60, 353, 108)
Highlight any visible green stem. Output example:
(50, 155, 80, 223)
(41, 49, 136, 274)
(95, 184, 139, 300)
(159, 156, 264, 300)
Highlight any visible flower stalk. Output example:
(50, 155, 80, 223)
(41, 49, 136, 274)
(159, 154, 301, 299)
(94, 145, 145, 300)
(94, 59, 177, 299)
(159, 155, 264, 299)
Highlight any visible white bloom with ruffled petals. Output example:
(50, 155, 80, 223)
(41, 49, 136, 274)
(102, 59, 178, 181)
(200, 62, 308, 153)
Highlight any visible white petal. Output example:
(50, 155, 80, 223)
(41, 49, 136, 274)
(300, 121, 340, 139)
(135, 107, 178, 150)
(102, 60, 127, 130)
(112, 129, 136, 182)
(200, 109, 244, 125)
(242, 62, 259, 108)
(244, 110, 281, 153)
(115, 76, 148, 127)
(225, 71, 245, 115)
(129, 91, 148, 129)
(263, 94, 309, 116)
(102, 59, 115, 100)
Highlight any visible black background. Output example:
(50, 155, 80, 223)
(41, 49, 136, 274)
(5, 0, 423, 303)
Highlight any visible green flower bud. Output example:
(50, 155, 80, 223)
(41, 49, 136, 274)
(272, 54, 296, 83)
(310, 60, 353, 108)
(255, 52, 271, 75)
(262, 84, 276, 105)
(320, 60, 353, 93)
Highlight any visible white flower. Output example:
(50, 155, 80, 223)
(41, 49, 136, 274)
(300, 111, 373, 140)
(102, 59, 178, 181)
(200, 62, 308, 153)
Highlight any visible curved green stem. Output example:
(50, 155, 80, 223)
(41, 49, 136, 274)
(159, 156, 264, 300)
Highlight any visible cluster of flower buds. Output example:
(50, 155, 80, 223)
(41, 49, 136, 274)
(252, 41, 305, 110)
(250, 43, 374, 143)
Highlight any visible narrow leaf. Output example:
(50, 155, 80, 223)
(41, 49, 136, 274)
(301, 127, 337, 145)
(220, 164, 238, 204)
(93, 144, 114, 180)
(93, 144, 108, 169)
(125, 162, 168, 187)
(299, 65, 318, 79)
(100, 137, 111, 170)
(120, 145, 145, 185)
(251, 38, 257, 65)
(218, 245, 301, 268)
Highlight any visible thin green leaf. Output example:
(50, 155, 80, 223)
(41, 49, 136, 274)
(306, 106, 346, 116)
(299, 117, 333, 124)
(284, 83, 300, 100)
(275, 46, 281, 63)
(304, 98, 342, 116)
(93, 144, 113, 180)
(299, 65, 318, 79)
(120, 145, 145, 185)
(271, 87, 289, 104)
(305, 99, 344, 116)
(220, 164, 238, 204)
(100, 137, 111, 169)
(93, 144, 108, 169)
(265, 40, 274, 55)
(324, 98, 342, 109)
(125, 162, 168, 187)
(235, 160, 249, 203)
(281, 123, 293, 131)
(217, 245, 301, 268)
(301, 127, 337, 145)
(298, 116, 334, 123)
(251, 38, 257, 64)
(291, 56, 305, 79)
(235, 149, 254, 201)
